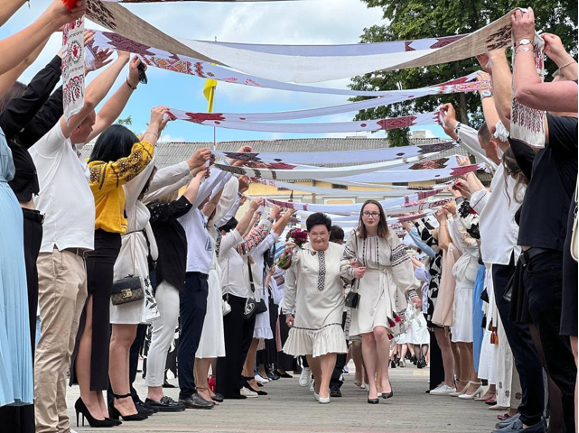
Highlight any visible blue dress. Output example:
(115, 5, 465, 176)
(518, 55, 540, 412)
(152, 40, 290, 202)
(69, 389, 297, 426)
(472, 264, 486, 373)
(0, 127, 32, 407)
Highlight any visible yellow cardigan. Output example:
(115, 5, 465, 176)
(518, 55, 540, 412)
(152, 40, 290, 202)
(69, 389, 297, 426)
(88, 141, 154, 234)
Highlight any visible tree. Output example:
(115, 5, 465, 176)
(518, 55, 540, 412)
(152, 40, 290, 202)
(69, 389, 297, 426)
(350, 0, 577, 146)
(116, 115, 133, 126)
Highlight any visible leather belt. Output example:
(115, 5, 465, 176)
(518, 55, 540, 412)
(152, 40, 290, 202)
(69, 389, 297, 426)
(61, 247, 87, 257)
(520, 247, 551, 266)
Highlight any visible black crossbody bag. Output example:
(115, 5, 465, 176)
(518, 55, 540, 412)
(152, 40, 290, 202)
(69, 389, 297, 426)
(245, 262, 267, 320)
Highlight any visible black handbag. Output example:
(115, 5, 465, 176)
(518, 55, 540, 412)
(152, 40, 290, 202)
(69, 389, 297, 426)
(245, 262, 266, 320)
(111, 275, 144, 305)
(345, 291, 360, 309)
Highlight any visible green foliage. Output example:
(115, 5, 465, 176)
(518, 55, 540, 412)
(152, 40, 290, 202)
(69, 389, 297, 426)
(116, 115, 133, 126)
(350, 0, 577, 146)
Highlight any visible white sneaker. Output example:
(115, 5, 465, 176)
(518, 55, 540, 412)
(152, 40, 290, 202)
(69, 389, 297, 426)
(255, 374, 269, 384)
(314, 392, 320, 402)
(240, 387, 258, 398)
(299, 367, 313, 387)
(309, 381, 314, 392)
(430, 384, 456, 396)
(399, 358, 406, 367)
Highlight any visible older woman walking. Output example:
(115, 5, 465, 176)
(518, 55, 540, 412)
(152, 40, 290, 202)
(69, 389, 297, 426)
(280, 213, 348, 404)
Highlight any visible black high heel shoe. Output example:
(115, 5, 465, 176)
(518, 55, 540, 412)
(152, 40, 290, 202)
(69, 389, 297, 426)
(107, 418, 122, 426)
(382, 381, 394, 399)
(75, 398, 115, 428)
(367, 396, 380, 404)
(109, 393, 149, 421)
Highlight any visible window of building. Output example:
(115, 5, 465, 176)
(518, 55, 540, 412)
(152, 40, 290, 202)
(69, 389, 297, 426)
(392, 182, 408, 186)
(331, 184, 347, 189)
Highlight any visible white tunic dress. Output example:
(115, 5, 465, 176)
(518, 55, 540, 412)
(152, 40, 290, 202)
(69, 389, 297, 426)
(111, 162, 160, 325)
(341, 231, 419, 337)
(282, 243, 348, 357)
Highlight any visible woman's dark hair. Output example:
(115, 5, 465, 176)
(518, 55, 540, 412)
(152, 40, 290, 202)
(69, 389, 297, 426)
(219, 217, 238, 233)
(502, 147, 528, 205)
(358, 199, 389, 239)
(306, 212, 331, 232)
(0, 81, 27, 114)
(89, 124, 139, 163)
(330, 225, 344, 243)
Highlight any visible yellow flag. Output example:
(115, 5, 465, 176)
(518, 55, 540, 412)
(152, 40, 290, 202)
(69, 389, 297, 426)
(203, 79, 218, 112)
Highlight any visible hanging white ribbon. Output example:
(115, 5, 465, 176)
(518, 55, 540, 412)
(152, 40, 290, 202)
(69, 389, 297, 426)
(62, 18, 86, 123)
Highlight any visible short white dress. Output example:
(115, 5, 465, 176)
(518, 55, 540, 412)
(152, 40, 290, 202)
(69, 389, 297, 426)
(282, 243, 348, 357)
(341, 231, 419, 337)
(111, 163, 160, 325)
(448, 217, 479, 343)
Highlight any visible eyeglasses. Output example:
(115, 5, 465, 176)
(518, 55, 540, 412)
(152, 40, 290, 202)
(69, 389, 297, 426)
(362, 211, 380, 218)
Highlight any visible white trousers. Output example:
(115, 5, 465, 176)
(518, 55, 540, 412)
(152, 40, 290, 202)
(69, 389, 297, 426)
(145, 281, 179, 387)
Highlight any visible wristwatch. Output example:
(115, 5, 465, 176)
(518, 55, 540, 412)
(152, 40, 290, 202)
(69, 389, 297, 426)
(480, 90, 493, 100)
(517, 38, 533, 46)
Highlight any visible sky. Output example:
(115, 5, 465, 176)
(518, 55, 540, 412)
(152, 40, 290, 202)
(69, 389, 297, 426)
(0, 0, 447, 144)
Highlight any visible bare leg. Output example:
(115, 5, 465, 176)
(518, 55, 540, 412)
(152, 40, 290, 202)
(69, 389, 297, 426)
(434, 327, 455, 387)
(109, 324, 138, 417)
(306, 355, 322, 395)
(461, 343, 481, 395)
(242, 339, 260, 389)
(194, 357, 213, 402)
(74, 297, 107, 419)
(351, 341, 364, 386)
(481, 383, 496, 400)
(407, 343, 415, 358)
(317, 353, 337, 399)
(361, 333, 379, 400)
(373, 327, 392, 394)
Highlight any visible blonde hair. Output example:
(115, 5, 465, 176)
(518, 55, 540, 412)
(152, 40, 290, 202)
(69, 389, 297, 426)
(155, 190, 179, 205)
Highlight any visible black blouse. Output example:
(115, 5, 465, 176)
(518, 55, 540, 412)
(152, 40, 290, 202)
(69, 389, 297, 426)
(516, 114, 578, 250)
(147, 196, 193, 291)
(0, 55, 63, 202)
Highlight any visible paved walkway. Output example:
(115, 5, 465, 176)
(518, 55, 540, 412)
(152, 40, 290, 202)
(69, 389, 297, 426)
(67, 366, 499, 433)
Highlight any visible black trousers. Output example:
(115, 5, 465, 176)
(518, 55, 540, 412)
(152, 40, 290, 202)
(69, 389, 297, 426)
(257, 298, 279, 369)
(178, 272, 208, 400)
(523, 250, 577, 431)
(0, 210, 42, 433)
(428, 324, 445, 391)
(330, 311, 348, 389)
(217, 295, 256, 398)
(493, 261, 545, 426)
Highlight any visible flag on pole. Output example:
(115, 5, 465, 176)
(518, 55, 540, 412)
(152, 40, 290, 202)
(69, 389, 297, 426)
(203, 78, 218, 112)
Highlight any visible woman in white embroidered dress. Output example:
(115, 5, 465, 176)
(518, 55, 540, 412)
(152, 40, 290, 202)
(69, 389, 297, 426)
(280, 213, 348, 404)
(341, 200, 420, 404)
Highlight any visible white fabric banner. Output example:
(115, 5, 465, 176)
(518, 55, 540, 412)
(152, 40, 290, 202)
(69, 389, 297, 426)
(250, 177, 452, 198)
(62, 18, 86, 123)
(213, 141, 456, 165)
(87, 31, 489, 98)
(169, 110, 440, 134)
(326, 163, 484, 184)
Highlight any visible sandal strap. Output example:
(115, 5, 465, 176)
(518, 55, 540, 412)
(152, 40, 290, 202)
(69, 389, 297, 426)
(113, 393, 132, 400)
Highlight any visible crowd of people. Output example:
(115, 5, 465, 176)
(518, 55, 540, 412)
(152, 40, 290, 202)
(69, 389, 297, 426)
(0, 2, 577, 433)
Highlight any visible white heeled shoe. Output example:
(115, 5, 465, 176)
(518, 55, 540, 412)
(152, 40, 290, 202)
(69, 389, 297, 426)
(314, 392, 319, 402)
(449, 381, 471, 397)
(318, 396, 330, 404)
(458, 383, 484, 400)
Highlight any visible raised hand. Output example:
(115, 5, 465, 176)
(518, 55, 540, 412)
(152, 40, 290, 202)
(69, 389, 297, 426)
(188, 148, 211, 169)
(250, 198, 265, 212)
(511, 8, 536, 44)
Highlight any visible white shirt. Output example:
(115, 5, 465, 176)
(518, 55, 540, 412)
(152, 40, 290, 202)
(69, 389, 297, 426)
(29, 122, 95, 253)
(219, 230, 250, 298)
(456, 123, 498, 173)
(180, 208, 213, 274)
(470, 164, 523, 265)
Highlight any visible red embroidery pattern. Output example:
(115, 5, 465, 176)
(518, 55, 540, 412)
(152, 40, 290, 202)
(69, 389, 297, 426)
(377, 115, 417, 130)
(245, 79, 262, 87)
(430, 35, 465, 49)
(450, 165, 479, 177)
(404, 41, 416, 52)
(86, 0, 117, 30)
(409, 158, 449, 170)
(63, 75, 85, 109)
(184, 112, 226, 124)
(103, 32, 155, 56)
(193, 62, 207, 79)
(417, 141, 455, 154)
(485, 25, 512, 51)
(145, 56, 192, 74)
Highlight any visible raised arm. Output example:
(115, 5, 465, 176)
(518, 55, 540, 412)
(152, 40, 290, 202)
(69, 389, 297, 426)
(237, 207, 276, 257)
(477, 73, 500, 134)
(0, 36, 50, 99)
(0, 54, 62, 140)
(479, 49, 512, 127)
(434, 210, 450, 251)
(0, 0, 85, 75)
(233, 197, 264, 238)
(511, 9, 578, 112)
(272, 208, 296, 236)
(0, 0, 27, 26)
(60, 53, 130, 139)
(85, 54, 141, 143)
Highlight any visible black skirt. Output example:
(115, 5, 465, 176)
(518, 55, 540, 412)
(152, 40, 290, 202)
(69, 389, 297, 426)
(70, 229, 122, 390)
(561, 197, 578, 337)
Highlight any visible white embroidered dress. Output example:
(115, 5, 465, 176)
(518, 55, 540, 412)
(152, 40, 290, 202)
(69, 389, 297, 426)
(341, 231, 419, 337)
(282, 242, 348, 357)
